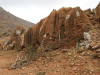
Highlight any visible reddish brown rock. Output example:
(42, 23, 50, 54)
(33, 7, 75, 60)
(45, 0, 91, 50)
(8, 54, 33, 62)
(3, 26, 25, 50)
(24, 18, 45, 46)
(7, 45, 13, 50)
(96, 49, 100, 53)
(84, 8, 94, 17)
(12, 26, 25, 37)
(3, 6, 96, 50)
(0, 43, 3, 50)
(95, 2, 100, 18)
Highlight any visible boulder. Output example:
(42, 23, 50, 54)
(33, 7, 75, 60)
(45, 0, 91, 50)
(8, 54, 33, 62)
(12, 26, 25, 37)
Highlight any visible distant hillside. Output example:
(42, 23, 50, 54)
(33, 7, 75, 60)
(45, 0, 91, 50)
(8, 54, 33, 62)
(0, 6, 35, 37)
(17, 17, 35, 27)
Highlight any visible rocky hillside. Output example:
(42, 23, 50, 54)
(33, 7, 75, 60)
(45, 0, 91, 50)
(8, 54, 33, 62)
(0, 6, 35, 37)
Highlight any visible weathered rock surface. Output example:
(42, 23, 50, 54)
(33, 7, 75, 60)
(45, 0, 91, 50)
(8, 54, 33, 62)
(0, 43, 3, 50)
(3, 2, 100, 51)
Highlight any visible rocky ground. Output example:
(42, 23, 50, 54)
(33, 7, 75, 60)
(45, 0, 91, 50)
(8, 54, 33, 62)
(0, 47, 100, 75)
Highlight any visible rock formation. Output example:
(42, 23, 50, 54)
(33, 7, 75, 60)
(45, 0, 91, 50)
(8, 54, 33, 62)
(3, 2, 100, 51)
(0, 43, 3, 50)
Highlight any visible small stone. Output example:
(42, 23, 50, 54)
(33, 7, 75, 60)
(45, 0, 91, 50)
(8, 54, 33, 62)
(92, 45, 100, 50)
(79, 42, 85, 46)
(69, 70, 72, 73)
(91, 70, 94, 72)
(33, 66, 35, 68)
(22, 67, 26, 69)
(28, 73, 32, 75)
(90, 42, 95, 47)
(96, 49, 100, 53)
(92, 60, 97, 63)
(73, 68, 77, 71)
(85, 44, 90, 49)
(79, 46, 85, 50)
(81, 52, 87, 56)
(56, 69, 60, 72)
(61, 49, 68, 53)
(74, 55, 77, 58)
(68, 52, 71, 55)
(38, 59, 41, 61)
(78, 56, 83, 58)
(73, 68, 80, 72)
(57, 52, 60, 55)
(61, 60, 65, 62)
(70, 63, 75, 66)
(45, 64, 48, 67)
(90, 71, 92, 74)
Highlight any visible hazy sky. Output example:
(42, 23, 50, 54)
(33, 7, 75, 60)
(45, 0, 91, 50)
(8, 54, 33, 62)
(0, 0, 100, 24)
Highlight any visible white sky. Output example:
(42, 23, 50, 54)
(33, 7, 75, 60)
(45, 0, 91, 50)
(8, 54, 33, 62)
(0, 0, 100, 23)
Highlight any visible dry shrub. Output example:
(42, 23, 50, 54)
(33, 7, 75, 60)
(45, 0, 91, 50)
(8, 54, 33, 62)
(23, 44, 53, 62)
(37, 71, 45, 75)
(24, 44, 39, 61)
(92, 53, 99, 59)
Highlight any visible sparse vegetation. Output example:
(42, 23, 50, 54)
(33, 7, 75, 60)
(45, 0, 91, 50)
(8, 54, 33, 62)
(37, 71, 45, 75)
(8, 30, 11, 32)
(77, 50, 84, 53)
(93, 54, 99, 59)
(23, 44, 53, 62)
(24, 44, 39, 61)
(0, 26, 4, 29)
(2, 32, 7, 35)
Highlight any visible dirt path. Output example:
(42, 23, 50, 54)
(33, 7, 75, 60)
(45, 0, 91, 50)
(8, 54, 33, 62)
(0, 50, 17, 69)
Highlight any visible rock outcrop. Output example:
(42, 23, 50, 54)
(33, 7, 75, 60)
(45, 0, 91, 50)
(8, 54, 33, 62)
(3, 2, 100, 51)
(3, 26, 26, 50)
(95, 2, 100, 18)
